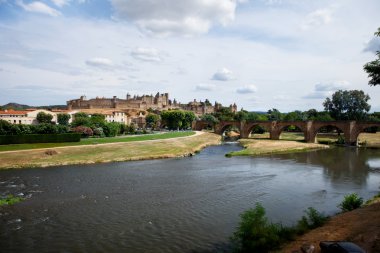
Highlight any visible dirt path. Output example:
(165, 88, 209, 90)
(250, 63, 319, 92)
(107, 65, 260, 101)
(279, 202, 380, 253)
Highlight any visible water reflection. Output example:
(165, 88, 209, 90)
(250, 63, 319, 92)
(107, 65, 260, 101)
(269, 147, 379, 189)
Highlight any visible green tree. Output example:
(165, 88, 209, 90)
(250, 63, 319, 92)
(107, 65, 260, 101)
(234, 110, 248, 121)
(71, 112, 91, 127)
(213, 107, 235, 121)
(57, 113, 71, 125)
(89, 113, 106, 127)
(363, 27, 380, 86)
(323, 90, 371, 120)
(0, 119, 12, 135)
(161, 110, 186, 130)
(283, 111, 305, 121)
(267, 108, 282, 121)
(145, 113, 160, 129)
(200, 114, 219, 124)
(183, 111, 196, 129)
(103, 122, 120, 137)
(36, 112, 53, 124)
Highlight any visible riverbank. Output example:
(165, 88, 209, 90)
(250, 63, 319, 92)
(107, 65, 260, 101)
(0, 131, 221, 169)
(279, 200, 380, 253)
(227, 139, 329, 157)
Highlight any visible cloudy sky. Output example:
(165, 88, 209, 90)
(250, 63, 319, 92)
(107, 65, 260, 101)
(0, 0, 379, 112)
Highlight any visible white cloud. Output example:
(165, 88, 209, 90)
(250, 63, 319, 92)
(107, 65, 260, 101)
(16, 0, 61, 17)
(237, 85, 257, 94)
(303, 81, 349, 99)
(301, 8, 333, 30)
(364, 37, 380, 53)
(195, 83, 216, 91)
(51, 0, 70, 7)
(85, 58, 114, 69)
(211, 67, 235, 81)
(131, 47, 162, 62)
(110, 0, 240, 36)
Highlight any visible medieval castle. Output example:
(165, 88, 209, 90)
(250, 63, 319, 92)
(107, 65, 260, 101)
(67, 92, 237, 116)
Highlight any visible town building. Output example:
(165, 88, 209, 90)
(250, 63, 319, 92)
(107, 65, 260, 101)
(0, 109, 57, 125)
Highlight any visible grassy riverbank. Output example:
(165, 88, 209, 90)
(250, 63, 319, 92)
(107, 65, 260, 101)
(0, 132, 221, 169)
(0, 131, 195, 152)
(227, 139, 329, 157)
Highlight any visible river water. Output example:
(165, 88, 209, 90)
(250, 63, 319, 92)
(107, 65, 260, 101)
(1, 144, 380, 253)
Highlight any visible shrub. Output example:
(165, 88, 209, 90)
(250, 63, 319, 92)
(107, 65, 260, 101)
(231, 203, 289, 253)
(0, 134, 80, 144)
(296, 207, 328, 234)
(103, 122, 120, 137)
(338, 193, 363, 212)
(92, 127, 105, 137)
(336, 135, 345, 145)
(231, 204, 328, 253)
(0, 195, 24, 206)
(72, 126, 93, 137)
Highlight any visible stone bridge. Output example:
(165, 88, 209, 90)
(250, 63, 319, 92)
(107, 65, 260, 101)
(193, 120, 380, 145)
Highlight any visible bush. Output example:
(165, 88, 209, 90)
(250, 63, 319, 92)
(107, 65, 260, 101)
(71, 126, 93, 137)
(231, 203, 289, 253)
(0, 133, 81, 144)
(103, 122, 120, 137)
(336, 135, 345, 145)
(92, 127, 105, 137)
(231, 204, 328, 253)
(338, 193, 363, 212)
(0, 195, 24, 206)
(296, 207, 328, 234)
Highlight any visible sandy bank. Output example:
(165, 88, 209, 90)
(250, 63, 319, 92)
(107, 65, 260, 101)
(227, 139, 329, 157)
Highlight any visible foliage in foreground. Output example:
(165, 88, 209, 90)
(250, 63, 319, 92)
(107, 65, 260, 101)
(0, 195, 24, 206)
(363, 27, 380, 86)
(338, 193, 363, 212)
(231, 203, 328, 253)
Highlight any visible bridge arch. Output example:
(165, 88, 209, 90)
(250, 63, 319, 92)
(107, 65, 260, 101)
(243, 122, 273, 139)
(274, 122, 307, 141)
(353, 123, 380, 145)
(215, 121, 242, 135)
(309, 123, 347, 144)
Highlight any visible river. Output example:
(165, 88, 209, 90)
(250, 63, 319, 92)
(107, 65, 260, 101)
(1, 144, 380, 253)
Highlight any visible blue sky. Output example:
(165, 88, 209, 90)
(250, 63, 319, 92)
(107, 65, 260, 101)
(0, 0, 379, 112)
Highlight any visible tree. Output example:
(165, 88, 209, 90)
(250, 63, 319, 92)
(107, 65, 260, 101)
(364, 27, 380, 86)
(183, 111, 196, 129)
(57, 113, 71, 125)
(89, 113, 106, 127)
(323, 90, 370, 120)
(267, 108, 282, 121)
(283, 111, 305, 121)
(161, 110, 191, 130)
(234, 110, 248, 121)
(71, 112, 91, 127)
(36, 111, 53, 124)
(145, 113, 160, 129)
(200, 114, 219, 124)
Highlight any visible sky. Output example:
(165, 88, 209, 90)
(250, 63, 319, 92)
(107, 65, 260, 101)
(0, 0, 379, 112)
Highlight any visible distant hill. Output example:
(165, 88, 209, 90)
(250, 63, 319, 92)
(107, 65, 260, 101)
(1, 103, 67, 110)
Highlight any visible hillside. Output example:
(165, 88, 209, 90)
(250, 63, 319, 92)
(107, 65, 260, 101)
(1, 103, 66, 110)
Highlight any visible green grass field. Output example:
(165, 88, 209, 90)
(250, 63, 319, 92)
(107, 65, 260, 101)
(0, 132, 220, 169)
(0, 131, 195, 152)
